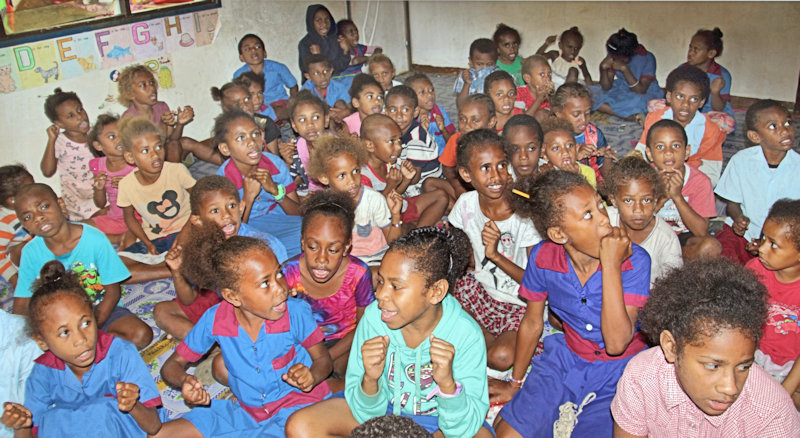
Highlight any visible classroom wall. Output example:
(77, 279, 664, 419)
(1, 0, 408, 190)
(409, 1, 800, 103)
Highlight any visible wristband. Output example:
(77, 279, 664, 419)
(425, 382, 463, 400)
(628, 79, 640, 88)
(391, 220, 403, 228)
(507, 377, 525, 388)
(274, 184, 286, 202)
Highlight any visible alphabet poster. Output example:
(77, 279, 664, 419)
(2, 9, 219, 93)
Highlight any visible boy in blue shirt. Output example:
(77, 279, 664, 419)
(301, 54, 351, 124)
(233, 33, 298, 120)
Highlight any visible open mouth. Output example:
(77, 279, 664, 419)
(487, 183, 504, 193)
(311, 268, 331, 281)
(221, 223, 236, 236)
(76, 349, 93, 362)
(151, 160, 163, 169)
(40, 223, 53, 233)
(780, 138, 793, 147)
(247, 150, 260, 160)
(380, 308, 397, 322)
(272, 300, 287, 314)
(708, 399, 733, 412)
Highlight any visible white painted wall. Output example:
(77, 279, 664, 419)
(409, 1, 800, 103)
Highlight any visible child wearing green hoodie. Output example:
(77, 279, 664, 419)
(285, 227, 492, 437)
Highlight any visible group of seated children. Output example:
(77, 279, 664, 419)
(2, 9, 800, 438)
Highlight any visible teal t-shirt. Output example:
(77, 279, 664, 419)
(497, 57, 524, 87)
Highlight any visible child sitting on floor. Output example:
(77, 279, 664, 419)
(152, 175, 288, 340)
(485, 70, 522, 133)
(747, 199, 800, 409)
(233, 33, 298, 120)
(602, 155, 682, 285)
(384, 85, 453, 200)
(642, 120, 720, 262)
(552, 83, 615, 183)
(1, 262, 161, 437)
(0, 309, 41, 438)
(368, 54, 402, 93)
(212, 79, 281, 155)
(13, 183, 153, 350)
(282, 190, 373, 390)
(307, 135, 403, 266)
(301, 54, 351, 123)
(450, 129, 541, 373)
(0, 165, 33, 288)
(344, 73, 384, 135)
(405, 72, 455, 154)
(503, 114, 543, 179)
(360, 113, 449, 229)
(592, 28, 664, 121)
(537, 27, 594, 87)
(495, 170, 651, 437)
(455, 38, 499, 109)
(285, 227, 492, 437)
(88, 114, 136, 247)
(636, 65, 726, 186)
(612, 258, 800, 436)
(337, 19, 382, 76)
(153, 236, 332, 437)
(236, 71, 278, 122)
(298, 4, 350, 77)
(686, 28, 735, 133)
(715, 100, 800, 265)
(213, 109, 303, 257)
(439, 94, 498, 198)
(493, 23, 524, 86)
(284, 90, 331, 196)
(41, 88, 98, 221)
(540, 118, 597, 188)
(514, 55, 554, 123)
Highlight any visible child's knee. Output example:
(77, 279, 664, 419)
(130, 320, 154, 350)
(285, 409, 313, 438)
(487, 342, 514, 371)
(153, 301, 172, 326)
(684, 235, 722, 261)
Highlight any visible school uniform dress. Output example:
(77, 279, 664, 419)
(176, 298, 330, 436)
(500, 241, 650, 437)
(233, 60, 297, 106)
(300, 79, 350, 108)
(25, 331, 161, 437)
(590, 45, 664, 118)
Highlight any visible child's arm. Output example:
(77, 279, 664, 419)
(710, 77, 726, 112)
(92, 172, 108, 208)
(598, 56, 616, 91)
(782, 354, 800, 401)
(725, 201, 750, 237)
(578, 57, 595, 85)
(41, 125, 59, 177)
(610, 59, 651, 95)
(383, 167, 403, 195)
(396, 161, 418, 194)
(161, 107, 194, 142)
(382, 191, 404, 243)
(482, 221, 525, 283)
(251, 168, 301, 216)
(535, 35, 557, 57)
(122, 206, 156, 254)
(241, 175, 261, 223)
(160, 352, 211, 406)
(288, 85, 299, 99)
(599, 227, 639, 355)
(508, 299, 546, 391)
(327, 307, 364, 363)
(1, 402, 33, 438)
(94, 283, 121, 328)
(662, 170, 709, 237)
(165, 244, 197, 306)
(432, 112, 453, 142)
(442, 165, 468, 199)
(282, 341, 332, 392)
(115, 382, 161, 435)
(456, 70, 472, 109)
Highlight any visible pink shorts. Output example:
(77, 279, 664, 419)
(176, 289, 223, 324)
(401, 195, 420, 223)
(92, 214, 129, 235)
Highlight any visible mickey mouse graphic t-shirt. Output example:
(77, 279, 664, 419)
(117, 161, 196, 240)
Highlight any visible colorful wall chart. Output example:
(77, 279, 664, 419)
(0, 9, 219, 94)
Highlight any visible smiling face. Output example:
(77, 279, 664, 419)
(458, 101, 496, 133)
(506, 125, 541, 177)
(543, 130, 577, 169)
(551, 184, 611, 258)
(748, 107, 795, 156)
(124, 133, 165, 178)
(686, 35, 715, 68)
(385, 94, 418, 133)
(195, 189, 243, 238)
(612, 178, 656, 232)
(217, 116, 264, 167)
(757, 218, 800, 272)
(646, 126, 689, 172)
(665, 328, 755, 416)
(666, 80, 705, 126)
(301, 213, 351, 284)
(469, 51, 497, 70)
(305, 61, 333, 91)
(239, 36, 266, 67)
(227, 248, 289, 321)
(365, 122, 403, 165)
(558, 34, 583, 62)
(319, 152, 363, 200)
(496, 33, 520, 64)
(312, 8, 331, 37)
(35, 293, 97, 380)
(221, 87, 253, 115)
(16, 187, 67, 238)
(487, 78, 517, 116)
(459, 143, 509, 201)
(91, 121, 122, 157)
(555, 96, 592, 134)
(129, 71, 158, 107)
(408, 78, 436, 113)
(369, 61, 395, 91)
(291, 101, 328, 143)
(375, 249, 441, 331)
(54, 99, 90, 135)
(353, 84, 384, 118)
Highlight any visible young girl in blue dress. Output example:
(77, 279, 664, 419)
(1, 261, 161, 437)
(153, 236, 332, 437)
(494, 170, 651, 438)
(592, 28, 664, 120)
